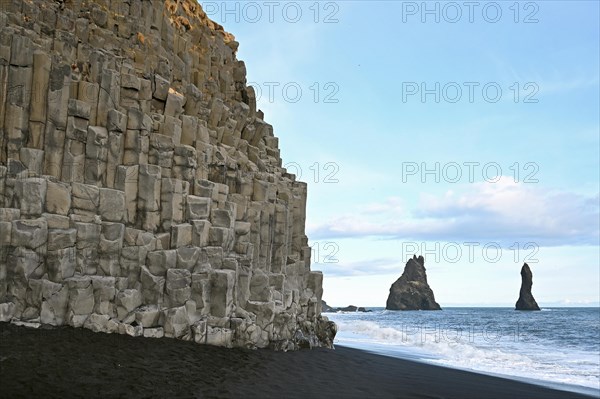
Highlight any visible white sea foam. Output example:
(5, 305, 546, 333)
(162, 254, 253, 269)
(330, 313, 600, 392)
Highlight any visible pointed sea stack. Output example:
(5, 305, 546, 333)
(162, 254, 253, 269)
(386, 255, 441, 310)
(515, 263, 541, 310)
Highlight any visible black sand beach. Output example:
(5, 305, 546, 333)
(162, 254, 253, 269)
(0, 323, 594, 399)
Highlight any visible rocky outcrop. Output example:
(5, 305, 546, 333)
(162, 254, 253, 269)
(0, 0, 335, 350)
(322, 300, 335, 313)
(337, 305, 370, 312)
(321, 301, 370, 313)
(386, 255, 441, 310)
(515, 263, 540, 311)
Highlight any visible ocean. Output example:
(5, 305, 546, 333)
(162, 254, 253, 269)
(325, 307, 600, 397)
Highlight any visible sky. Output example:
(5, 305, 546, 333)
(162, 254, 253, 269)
(200, 1, 600, 307)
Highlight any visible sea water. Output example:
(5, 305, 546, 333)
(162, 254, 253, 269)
(325, 307, 600, 396)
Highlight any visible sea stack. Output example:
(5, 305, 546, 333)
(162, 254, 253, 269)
(386, 255, 441, 310)
(515, 263, 541, 310)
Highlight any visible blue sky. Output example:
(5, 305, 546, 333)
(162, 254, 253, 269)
(201, 1, 600, 306)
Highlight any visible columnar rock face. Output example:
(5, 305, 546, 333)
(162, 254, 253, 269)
(386, 255, 441, 311)
(515, 263, 540, 311)
(0, 0, 335, 350)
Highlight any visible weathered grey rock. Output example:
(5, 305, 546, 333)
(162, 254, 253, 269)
(206, 326, 233, 348)
(176, 247, 200, 271)
(162, 305, 190, 338)
(67, 277, 94, 315)
(322, 302, 371, 313)
(45, 181, 72, 216)
(153, 74, 170, 101)
(9, 247, 44, 280)
(91, 276, 116, 316)
(316, 317, 337, 349)
(99, 222, 124, 252)
(40, 280, 68, 326)
(85, 126, 109, 185)
(108, 109, 128, 133)
(250, 269, 271, 302)
(515, 263, 541, 311)
(11, 218, 48, 250)
(120, 323, 143, 337)
(160, 178, 185, 229)
(15, 178, 47, 217)
(140, 266, 165, 305)
(61, 137, 86, 183)
(106, 132, 125, 188)
(72, 182, 99, 214)
(79, 82, 99, 125)
(191, 220, 211, 248)
(115, 165, 139, 224)
(97, 69, 119, 127)
(68, 99, 91, 120)
(138, 164, 161, 211)
(47, 228, 77, 251)
(43, 214, 70, 230)
(209, 227, 232, 249)
(10, 35, 33, 67)
(147, 250, 176, 276)
(19, 148, 44, 175)
(98, 188, 125, 222)
(386, 255, 441, 311)
(143, 327, 164, 339)
(210, 270, 235, 318)
(186, 196, 211, 220)
(191, 273, 211, 312)
(0, 0, 335, 351)
(191, 320, 208, 344)
(66, 115, 89, 142)
(83, 313, 110, 333)
(211, 209, 234, 228)
(246, 300, 275, 331)
(97, 226, 123, 277)
(0, 302, 16, 322)
(116, 289, 143, 319)
(171, 223, 192, 248)
(30, 50, 51, 126)
(165, 89, 185, 118)
(165, 269, 191, 307)
(74, 222, 101, 276)
(135, 305, 161, 328)
(234, 221, 251, 235)
(46, 247, 76, 282)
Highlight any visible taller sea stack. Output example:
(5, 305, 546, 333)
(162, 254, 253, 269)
(515, 263, 541, 311)
(0, 0, 335, 350)
(386, 255, 441, 310)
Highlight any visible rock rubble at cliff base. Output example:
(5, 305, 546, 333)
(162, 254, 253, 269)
(0, 0, 335, 350)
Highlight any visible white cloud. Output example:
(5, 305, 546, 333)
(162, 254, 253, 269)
(308, 177, 599, 246)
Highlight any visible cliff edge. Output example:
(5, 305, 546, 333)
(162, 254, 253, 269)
(0, 0, 335, 350)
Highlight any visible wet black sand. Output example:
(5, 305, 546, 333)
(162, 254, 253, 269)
(0, 322, 595, 398)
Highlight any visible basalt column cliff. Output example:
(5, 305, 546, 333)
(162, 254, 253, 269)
(0, 0, 336, 350)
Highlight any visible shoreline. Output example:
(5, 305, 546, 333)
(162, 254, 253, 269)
(1, 322, 596, 398)
(338, 341, 600, 398)
(326, 307, 600, 396)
